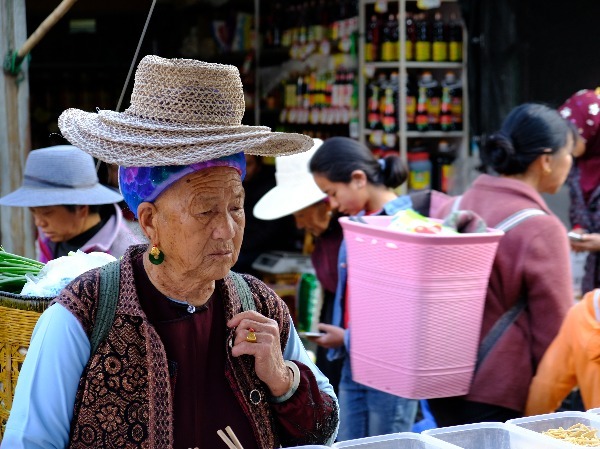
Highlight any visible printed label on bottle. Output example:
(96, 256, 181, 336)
(432, 42, 448, 62)
(381, 42, 395, 61)
(441, 164, 454, 193)
(449, 42, 462, 61)
(440, 114, 453, 130)
(451, 98, 463, 127)
(415, 41, 431, 61)
(365, 43, 375, 61)
(410, 170, 431, 191)
(406, 41, 414, 61)
(416, 114, 429, 131)
(406, 96, 416, 124)
(428, 98, 441, 124)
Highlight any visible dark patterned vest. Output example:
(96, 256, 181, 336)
(54, 245, 290, 449)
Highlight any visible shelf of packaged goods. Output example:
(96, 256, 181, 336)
(406, 61, 463, 69)
(365, 61, 463, 70)
(363, 129, 464, 138)
(406, 130, 464, 137)
(363, 0, 458, 3)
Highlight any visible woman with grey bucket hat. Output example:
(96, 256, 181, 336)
(0, 145, 142, 262)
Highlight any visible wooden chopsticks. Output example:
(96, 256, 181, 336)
(217, 426, 245, 449)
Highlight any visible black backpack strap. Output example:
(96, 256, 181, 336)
(476, 295, 527, 371)
(90, 260, 121, 355)
(475, 208, 547, 371)
(228, 271, 256, 312)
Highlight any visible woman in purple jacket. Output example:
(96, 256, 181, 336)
(429, 103, 576, 426)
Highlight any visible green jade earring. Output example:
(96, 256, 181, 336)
(149, 245, 164, 265)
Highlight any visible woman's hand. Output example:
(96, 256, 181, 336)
(309, 323, 345, 349)
(228, 310, 292, 397)
(570, 232, 600, 253)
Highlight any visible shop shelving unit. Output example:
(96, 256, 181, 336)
(358, 0, 470, 193)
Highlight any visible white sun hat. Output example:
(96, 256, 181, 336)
(253, 139, 326, 220)
(58, 55, 313, 167)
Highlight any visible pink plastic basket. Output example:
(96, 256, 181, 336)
(339, 216, 504, 399)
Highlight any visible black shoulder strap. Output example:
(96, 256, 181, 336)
(229, 271, 256, 312)
(90, 260, 120, 355)
(475, 208, 547, 371)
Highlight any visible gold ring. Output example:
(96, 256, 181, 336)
(246, 327, 257, 343)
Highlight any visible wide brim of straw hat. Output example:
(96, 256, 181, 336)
(0, 184, 123, 207)
(58, 109, 313, 167)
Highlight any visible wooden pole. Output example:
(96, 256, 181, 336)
(17, 0, 79, 59)
(0, 0, 35, 258)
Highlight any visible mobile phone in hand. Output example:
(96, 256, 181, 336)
(298, 331, 325, 338)
(568, 231, 585, 241)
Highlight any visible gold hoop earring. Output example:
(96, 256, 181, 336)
(149, 245, 164, 265)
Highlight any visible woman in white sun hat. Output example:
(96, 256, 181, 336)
(2, 56, 338, 449)
(254, 138, 345, 393)
(0, 145, 141, 261)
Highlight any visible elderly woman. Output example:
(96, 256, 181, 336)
(2, 56, 338, 449)
(0, 145, 139, 261)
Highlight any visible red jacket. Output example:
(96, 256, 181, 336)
(434, 174, 573, 412)
(526, 289, 600, 415)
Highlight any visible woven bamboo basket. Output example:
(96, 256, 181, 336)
(0, 291, 53, 439)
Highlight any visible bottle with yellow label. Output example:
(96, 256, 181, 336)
(381, 13, 398, 61)
(365, 15, 380, 62)
(415, 13, 431, 62)
(448, 13, 463, 62)
(405, 13, 416, 61)
(432, 12, 448, 62)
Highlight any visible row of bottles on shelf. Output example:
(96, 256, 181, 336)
(367, 140, 456, 193)
(367, 70, 462, 139)
(407, 140, 456, 193)
(365, 11, 462, 63)
(280, 68, 358, 125)
(263, 0, 359, 57)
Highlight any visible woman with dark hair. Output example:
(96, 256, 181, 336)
(428, 103, 575, 426)
(558, 89, 600, 294)
(307, 136, 418, 441)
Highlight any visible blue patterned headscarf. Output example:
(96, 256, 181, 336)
(119, 153, 246, 218)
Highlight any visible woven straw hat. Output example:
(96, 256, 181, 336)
(253, 139, 326, 220)
(58, 55, 313, 167)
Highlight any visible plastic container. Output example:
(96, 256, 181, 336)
(339, 215, 504, 399)
(507, 411, 600, 447)
(425, 421, 567, 449)
(333, 431, 464, 449)
(588, 408, 600, 415)
(408, 152, 432, 191)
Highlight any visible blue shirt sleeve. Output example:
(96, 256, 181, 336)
(2, 304, 89, 449)
(283, 319, 336, 401)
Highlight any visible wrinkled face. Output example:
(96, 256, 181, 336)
(312, 173, 367, 216)
(153, 167, 245, 281)
(541, 133, 574, 195)
(29, 205, 87, 242)
(292, 201, 331, 237)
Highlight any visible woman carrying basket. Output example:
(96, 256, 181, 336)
(2, 56, 338, 449)
(307, 136, 419, 441)
(428, 103, 576, 426)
